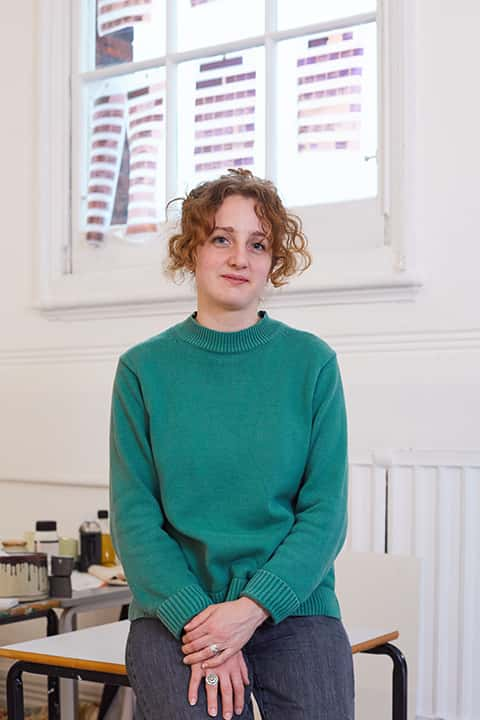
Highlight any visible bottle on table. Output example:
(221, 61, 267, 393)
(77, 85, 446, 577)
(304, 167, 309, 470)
(78, 519, 102, 571)
(97, 510, 116, 566)
(34, 521, 59, 574)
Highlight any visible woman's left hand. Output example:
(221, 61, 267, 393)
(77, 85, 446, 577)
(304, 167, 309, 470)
(181, 597, 269, 669)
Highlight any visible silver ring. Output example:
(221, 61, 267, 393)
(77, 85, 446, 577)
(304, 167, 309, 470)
(209, 643, 220, 656)
(205, 672, 219, 687)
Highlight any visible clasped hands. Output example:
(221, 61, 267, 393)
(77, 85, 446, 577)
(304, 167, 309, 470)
(181, 597, 268, 718)
(182, 597, 268, 669)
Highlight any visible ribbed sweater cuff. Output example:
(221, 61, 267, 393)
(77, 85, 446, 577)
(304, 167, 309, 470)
(240, 570, 299, 624)
(157, 585, 212, 639)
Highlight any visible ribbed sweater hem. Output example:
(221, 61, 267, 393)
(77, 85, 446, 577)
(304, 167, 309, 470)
(240, 569, 300, 623)
(127, 580, 342, 635)
(240, 570, 341, 624)
(127, 584, 212, 640)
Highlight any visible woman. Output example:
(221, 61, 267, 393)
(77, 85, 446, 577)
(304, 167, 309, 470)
(110, 169, 354, 719)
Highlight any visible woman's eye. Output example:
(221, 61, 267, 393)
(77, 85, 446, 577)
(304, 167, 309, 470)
(211, 237, 266, 251)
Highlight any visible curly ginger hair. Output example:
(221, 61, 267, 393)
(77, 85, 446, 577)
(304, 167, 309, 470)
(163, 169, 312, 288)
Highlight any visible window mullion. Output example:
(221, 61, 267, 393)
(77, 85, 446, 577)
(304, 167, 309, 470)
(265, 0, 277, 181)
(165, 0, 177, 202)
(378, 0, 390, 228)
(85, 0, 96, 74)
(79, 57, 167, 83)
(271, 12, 376, 42)
(79, 13, 377, 84)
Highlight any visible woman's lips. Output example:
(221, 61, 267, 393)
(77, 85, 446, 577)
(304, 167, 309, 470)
(221, 275, 249, 285)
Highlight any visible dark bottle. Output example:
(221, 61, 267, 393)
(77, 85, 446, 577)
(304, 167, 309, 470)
(78, 519, 102, 572)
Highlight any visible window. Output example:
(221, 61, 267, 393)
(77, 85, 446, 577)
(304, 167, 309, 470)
(36, 0, 421, 320)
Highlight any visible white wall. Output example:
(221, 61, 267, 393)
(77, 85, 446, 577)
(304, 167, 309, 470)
(1, 1, 479, 718)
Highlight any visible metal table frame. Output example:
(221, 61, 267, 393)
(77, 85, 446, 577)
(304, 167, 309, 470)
(4, 640, 407, 720)
(54, 588, 131, 720)
(7, 661, 130, 720)
(364, 642, 408, 720)
(1, 609, 60, 720)
(0, 587, 131, 720)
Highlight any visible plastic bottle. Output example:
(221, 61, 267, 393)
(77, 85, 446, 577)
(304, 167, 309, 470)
(35, 521, 59, 574)
(97, 510, 116, 566)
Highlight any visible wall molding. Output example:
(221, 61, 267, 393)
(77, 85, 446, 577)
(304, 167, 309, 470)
(0, 475, 108, 489)
(0, 345, 121, 365)
(1, 326, 480, 366)
(1, 451, 479, 489)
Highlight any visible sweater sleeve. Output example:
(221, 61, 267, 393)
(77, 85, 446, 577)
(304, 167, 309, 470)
(109, 358, 212, 639)
(240, 353, 348, 624)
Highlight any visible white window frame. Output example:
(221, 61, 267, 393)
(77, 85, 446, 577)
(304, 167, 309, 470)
(35, 0, 422, 321)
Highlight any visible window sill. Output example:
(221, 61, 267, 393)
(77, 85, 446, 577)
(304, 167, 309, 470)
(36, 265, 423, 322)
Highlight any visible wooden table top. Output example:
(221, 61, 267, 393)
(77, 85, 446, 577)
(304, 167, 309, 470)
(0, 620, 399, 676)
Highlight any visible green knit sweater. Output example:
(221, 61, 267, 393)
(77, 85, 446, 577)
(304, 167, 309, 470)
(109, 310, 348, 640)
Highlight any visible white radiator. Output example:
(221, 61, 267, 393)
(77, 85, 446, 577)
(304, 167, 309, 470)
(348, 450, 480, 720)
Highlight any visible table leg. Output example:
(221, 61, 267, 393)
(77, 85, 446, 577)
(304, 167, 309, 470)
(7, 661, 131, 720)
(363, 642, 408, 720)
(47, 609, 61, 720)
(97, 604, 130, 720)
(56, 597, 131, 720)
(6, 662, 25, 720)
(59, 610, 78, 720)
(0, 607, 61, 720)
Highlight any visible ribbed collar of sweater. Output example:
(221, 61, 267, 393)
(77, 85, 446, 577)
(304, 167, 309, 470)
(174, 310, 283, 353)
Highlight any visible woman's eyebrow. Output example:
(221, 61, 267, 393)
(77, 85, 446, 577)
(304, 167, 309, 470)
(213, 225, 267, 238)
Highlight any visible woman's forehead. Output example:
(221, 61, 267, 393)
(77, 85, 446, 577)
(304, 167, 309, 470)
(214, 195, 265, 229)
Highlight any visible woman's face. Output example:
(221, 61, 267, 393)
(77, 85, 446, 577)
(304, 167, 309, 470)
(193, 194, 273, 318)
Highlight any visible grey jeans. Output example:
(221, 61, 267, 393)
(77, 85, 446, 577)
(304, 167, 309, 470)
(126, 614, 355, 719)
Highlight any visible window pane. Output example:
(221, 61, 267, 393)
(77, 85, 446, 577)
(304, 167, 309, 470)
(176, 0, 264, 52)
(96, 0, 166, 68)
(177, 47, 265, 194)
(277, 0, 376, 30)
(82, 67, 166, 245)
(276, 23, 377, 207)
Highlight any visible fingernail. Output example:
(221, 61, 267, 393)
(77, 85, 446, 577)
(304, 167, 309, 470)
(201, 662, 207, 669)
(189, 698, 196, 706)
(224, 714, 232, 720)
(209, 708, 216, 716)
(235, 710, 242, 716)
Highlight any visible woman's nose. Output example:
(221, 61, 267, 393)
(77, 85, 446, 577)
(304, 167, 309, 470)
(228, 243, 248, 266)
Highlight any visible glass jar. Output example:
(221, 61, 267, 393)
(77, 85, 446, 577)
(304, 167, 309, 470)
(97, 510, 116, 566)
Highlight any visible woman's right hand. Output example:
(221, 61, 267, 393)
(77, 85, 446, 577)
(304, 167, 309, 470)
(188, 649, 250, 719)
